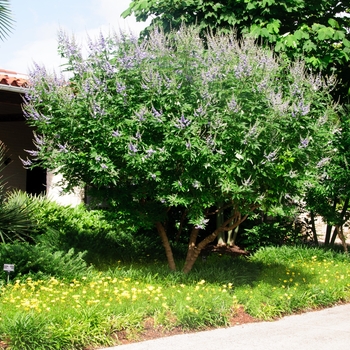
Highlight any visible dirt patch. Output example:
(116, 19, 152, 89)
(201, 244, 250, 259)
(106, 306, 258, 348)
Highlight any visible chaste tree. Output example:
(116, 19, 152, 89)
(123, 0, 350, 247)
(24, 27, 337, 272)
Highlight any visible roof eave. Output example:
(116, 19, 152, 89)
(0, 84, 27, 94)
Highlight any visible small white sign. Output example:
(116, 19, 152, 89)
(3, 264, 15, 272)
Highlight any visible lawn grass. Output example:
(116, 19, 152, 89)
(0, 245, 349, 349)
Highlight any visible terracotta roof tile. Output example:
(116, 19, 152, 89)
(0, 69, 28, 88)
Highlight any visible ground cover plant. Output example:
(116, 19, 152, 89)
(0, 245, 349, 349)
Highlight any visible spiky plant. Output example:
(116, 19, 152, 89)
(0, 0, 14, 41)
(0, 141, 37, 243)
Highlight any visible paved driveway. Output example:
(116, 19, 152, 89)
(102, 303, 350, 350)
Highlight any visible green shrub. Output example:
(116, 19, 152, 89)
(240, 222, 300, 252)
(26, 195, 149, 264)
(0, 241, 91, 280)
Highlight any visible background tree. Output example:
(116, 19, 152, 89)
(0, 0, 13, 41)
(122, 0, 350, 101)
(24, 27, 337, 272)
(305, 105, 350, 250)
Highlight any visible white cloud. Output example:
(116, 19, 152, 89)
(92, 0, 151, 33)
(5, 38, 63, 74)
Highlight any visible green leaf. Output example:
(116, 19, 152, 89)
(284, 34, 297, 48)
(249, 24, 263, 37)
(343, 38, 350, 48)
(246, 2, 256, 10)
(302, 40, 317, 52)
(306, 56, 322, 68)
(121, 8, 132, 18)
(266, 20, 280, 35)
(328, 18, 339, 29)
(133, 0, 149, 11)
(260, 27, 270, 38)
(274, 41, 285, 52)
(294, 29, 309, 40)
(333, 30, 345, 41)
(317, 27, 334, 40)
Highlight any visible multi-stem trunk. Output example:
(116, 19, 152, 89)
(156, 221, 176, 271)
(227, 225, 239, 246)
(182, 210, 249, 273)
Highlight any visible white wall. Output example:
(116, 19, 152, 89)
(46, 172, 84, 207)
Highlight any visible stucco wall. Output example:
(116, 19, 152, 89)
(0, 121, 83, 206)
(0, 121, 34, 192)
(46, 172, 84, 207)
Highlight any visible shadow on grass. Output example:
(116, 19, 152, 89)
(104, 252, 315, 292)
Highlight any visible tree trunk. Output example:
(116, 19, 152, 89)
(325, 224, 332, 245)
(330, 197, 349, 247)
(156, 221, 176, 271)
(338, 197, 349, 253)
(310, 211, 318, 246)
(183, 227, 199, 271)
(325, 197, 337, 245)
(227, 208, 239, 246)
(216, 201, 225, 246)
(182, 211, 248, 273)
(337, 225, 348, 253)
(330, 226, 338, 246)
(228, 225, 239, 246)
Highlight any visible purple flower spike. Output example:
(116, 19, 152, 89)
(264, 150, 277, 162)
(136, 108, 147, 121)
(299, 138, 309, 148)
(25, 149, 39, 157)
(317, 157, 330, 168)
(20, 157, 32, 168)
(152, 107, 163, 120)
(58, 144, 68, 153)
(145, 148, 156, 158)
(175, 114, 191, 129)
(116, 82, 126, 94)
(228, 98, 240, 113)
(129, 143, 138, 153)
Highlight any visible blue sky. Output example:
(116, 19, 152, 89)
(0, 0, 150, 74)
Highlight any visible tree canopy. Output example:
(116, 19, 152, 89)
(24, 27, 337, 271)
(122, 0, 350, 100)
